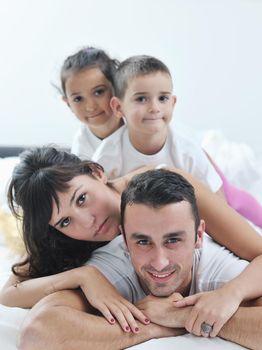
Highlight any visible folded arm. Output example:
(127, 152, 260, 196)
(18, 290, 183, 350)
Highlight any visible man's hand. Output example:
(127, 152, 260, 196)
(136, 293, 188, 328)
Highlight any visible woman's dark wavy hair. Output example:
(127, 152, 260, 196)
(8, 146, 108, 279)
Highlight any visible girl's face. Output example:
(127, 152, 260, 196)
(64, 67, 116, 133)
(49, 173, 121, 241)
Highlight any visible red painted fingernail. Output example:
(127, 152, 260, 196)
(145, 319, 150, 323)
(110, 318, 115, 323)
(135, 327, 139, 332)
(125, 326, 130, 332)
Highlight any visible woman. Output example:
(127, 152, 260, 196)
(1, 146, 262, 333)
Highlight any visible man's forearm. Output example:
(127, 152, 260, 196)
(219, 306, 262, 350)
(18, 290, 180, 350)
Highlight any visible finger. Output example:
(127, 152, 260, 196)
(124, 302, 150, 325)
(185, 307, 199, 333)
(210, 321, 222, 338)
(174, 294, 201, 307)
(108, 306, 132, 333)
(97, 304, 116, 325)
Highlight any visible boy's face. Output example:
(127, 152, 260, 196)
(112, 72, 176, 138)
(121, 202, 204, 297)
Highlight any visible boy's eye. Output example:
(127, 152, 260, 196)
(136, 96, 147, 103)
(77, 193, 86, 206)
(61, 217, 71, 228)
(73, 96, 83, 103)
(159, 95, 169, 102)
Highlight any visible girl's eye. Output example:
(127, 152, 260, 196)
(159, 95, 169, 102)
(73, 96, 83, 103)
(61, 217, 71, 228)
(77, 193, 86, 206)
(94, 88, 105, 96)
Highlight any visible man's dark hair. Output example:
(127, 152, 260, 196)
(121, 169, 200, 235)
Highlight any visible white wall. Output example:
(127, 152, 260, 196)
(0, 0, 261, 151)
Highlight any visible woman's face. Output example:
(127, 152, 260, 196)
(49, 173, 121, 241)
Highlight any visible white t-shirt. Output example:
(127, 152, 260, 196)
(71, 125, 102, 160)
(92, 124, 222, 192)
(88, 234, 249, 303)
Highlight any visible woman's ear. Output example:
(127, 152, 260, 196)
(110, 96, 124, 119)
(172, 95, 177, 108)
(90, 165, 108, 184)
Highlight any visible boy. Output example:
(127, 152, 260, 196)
(92, 55, 222, 193)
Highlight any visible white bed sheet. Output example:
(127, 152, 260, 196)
(0, 132, 261, 349)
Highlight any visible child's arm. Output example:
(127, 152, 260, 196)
(174, 254, 262, 337)
(0, 266, 149, 333)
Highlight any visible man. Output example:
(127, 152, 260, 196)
(19, 170, 262, 350)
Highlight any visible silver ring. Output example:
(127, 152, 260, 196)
(201, 322, 213, 334)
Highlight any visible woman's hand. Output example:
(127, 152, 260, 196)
(79, 266, 150, 333)
(174, 287, 242, 337)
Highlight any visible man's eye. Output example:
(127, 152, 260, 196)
(159, 95, 169, 102)
(137, 240, 150, 246)
(77, 194, 86, 206)
(73, 96, 83, 103)
(136, 96, 146, 103)
(61, 217, 71, 228)
(166, 238, 178, 245)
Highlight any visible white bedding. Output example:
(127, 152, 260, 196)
(0, 131, 261, 349)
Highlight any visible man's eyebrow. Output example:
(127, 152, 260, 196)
(130, 233, 150, 240)
(163, 231, 186, 239)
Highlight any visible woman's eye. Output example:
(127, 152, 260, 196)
(159, 95, 169, 102)
(61, 217, 71, 228)
(73, 96, 83, 103)
(77, 193, 86, 206)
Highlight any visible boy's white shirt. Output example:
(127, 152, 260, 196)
(92, 124, 222, 192)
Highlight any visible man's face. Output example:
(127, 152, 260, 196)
(121, 202, 204, 297)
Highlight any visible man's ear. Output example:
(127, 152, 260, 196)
(62, 95, 70, 108)
(195, 219, 205, 249)
(110, 96, 124, 119)
(119, 225, 128, 248)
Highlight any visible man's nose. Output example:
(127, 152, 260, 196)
(150, 248, 169, 271)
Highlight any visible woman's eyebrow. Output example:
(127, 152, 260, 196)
(70, 185, 83, 206)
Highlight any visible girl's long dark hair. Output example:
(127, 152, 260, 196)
(8, 147, 108, 278)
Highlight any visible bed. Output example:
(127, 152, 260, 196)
(0, 133, 261, 349)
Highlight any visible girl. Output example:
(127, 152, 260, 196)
(1, 146, 262, 335)
(61, 46, 124, 159)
